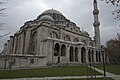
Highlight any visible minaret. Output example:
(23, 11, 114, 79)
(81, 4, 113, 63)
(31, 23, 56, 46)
(93, 0, 100, 48)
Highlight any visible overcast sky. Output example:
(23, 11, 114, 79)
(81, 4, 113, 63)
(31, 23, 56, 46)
(0, 0, 119, 52)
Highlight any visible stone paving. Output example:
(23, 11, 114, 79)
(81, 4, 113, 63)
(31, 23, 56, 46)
(1, 75, 105, 80)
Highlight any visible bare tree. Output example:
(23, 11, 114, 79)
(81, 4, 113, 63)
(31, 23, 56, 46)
(101, 0, 120, 20)
(106, 33, 120, 63)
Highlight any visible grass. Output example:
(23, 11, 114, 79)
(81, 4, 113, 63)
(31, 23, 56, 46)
(97, 64, 120, 75)
(0, 66, 102, 79)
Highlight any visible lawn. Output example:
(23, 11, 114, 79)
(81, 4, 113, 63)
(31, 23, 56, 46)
(97, 64, 120, 75)
(0, 66, 102, 79)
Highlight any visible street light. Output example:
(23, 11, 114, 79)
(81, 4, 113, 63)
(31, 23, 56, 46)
(102, 50, 106, 78)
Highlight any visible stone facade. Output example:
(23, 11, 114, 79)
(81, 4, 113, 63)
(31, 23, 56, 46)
(1, 0, 104, 69)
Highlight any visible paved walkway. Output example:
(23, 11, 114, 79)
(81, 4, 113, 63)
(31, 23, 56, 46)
(1, 75, 105, 80)
(90, 66, 120, 80)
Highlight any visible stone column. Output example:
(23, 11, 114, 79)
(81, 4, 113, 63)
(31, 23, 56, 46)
(13, 34, 17, 54)
(24, 28, 31, 54)
(7, 40, 10, 55)
(66, 45, 70, 63)
(86, 49, 89, 63)
(9, 36, 14, 54)
(73, 47, 75, 62)
(94, 50, 97, 63)
(20, 31, 26, 54)
(100, 52, 103, 63)
(78, 47, 81, 63)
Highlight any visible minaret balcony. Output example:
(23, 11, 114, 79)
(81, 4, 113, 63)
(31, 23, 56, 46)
(93, 22, 100, 26)
(93, 9, 99, 14)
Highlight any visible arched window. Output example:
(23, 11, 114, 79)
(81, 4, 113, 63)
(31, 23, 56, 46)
(53, 31, 58, 39)
(74, 38, 79, 42)
(31, 31, 37, 55)
(63, 36, 65, 40)
(49, 33, 52, 38)
(54, 43, 60, 56)
(89, 42, 93, 47)
(66, 35, 71, 41)
(61, 44, 66, 56)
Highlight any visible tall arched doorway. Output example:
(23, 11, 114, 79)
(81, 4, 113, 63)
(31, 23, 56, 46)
(91, 50, 94, 62)
(75, 47, 78, 62)
(99, 51, 101, 62)
(61, 44, 66, 56)
(69, 46, 74, 62)
(96, 51, 99, 62)
(54, 43, 60, 63)
(81, 47, 86, 63)
(88, 49, 91, 62)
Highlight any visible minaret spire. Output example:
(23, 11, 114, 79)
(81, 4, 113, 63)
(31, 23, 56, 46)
(94, 0, 97, 4)
(93, 0, 101, 48)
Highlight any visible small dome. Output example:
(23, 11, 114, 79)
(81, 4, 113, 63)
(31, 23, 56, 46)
(82, 31, 89, 36)
(15, 31, 19, 34)
(40, 15, 54, 22)
(42, 9, 63, 15)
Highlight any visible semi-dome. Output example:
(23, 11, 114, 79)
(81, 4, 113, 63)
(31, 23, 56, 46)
(42, 9, 63, 15)
(40, 15, 54, 22)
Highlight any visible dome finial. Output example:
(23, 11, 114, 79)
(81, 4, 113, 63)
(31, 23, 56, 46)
(82, 27, 84, 31)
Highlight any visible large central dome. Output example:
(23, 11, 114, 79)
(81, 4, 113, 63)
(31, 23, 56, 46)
(42, 9, 63, 15)
(37, 9, 67, 22)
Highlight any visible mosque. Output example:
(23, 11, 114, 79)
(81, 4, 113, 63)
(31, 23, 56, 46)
(1, 0, 104, 68)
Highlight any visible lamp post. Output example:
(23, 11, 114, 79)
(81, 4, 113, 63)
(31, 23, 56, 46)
(102, 50, 106, 78)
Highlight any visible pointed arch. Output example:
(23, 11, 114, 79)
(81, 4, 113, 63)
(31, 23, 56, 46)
(99, 51, 101, 62)
(53, 31, 58, 39)
(54, 43, 60, 56)
(31, 31, 37, 55)
(49, 32, 52, 38)
(61, 44, 66, 56)
(88, 49, 91, 62)
(75, 47, 78, 62)
(81, 47, 86, 63)
(96, 51, 99, 62)
(69, 46, 74, 62)
(74, 38, 79, 42)
(66, 35, 71, 41)
(91, 50, 94, 62)
(89, 42, 93, 47)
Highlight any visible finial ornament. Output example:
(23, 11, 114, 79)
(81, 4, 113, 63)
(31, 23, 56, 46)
(82, 27, 84, 31)
(94, 0, 97, 4)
